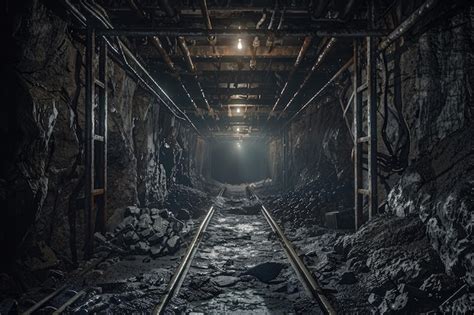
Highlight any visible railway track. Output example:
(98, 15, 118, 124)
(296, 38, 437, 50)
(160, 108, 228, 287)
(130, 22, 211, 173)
(155, 186, 336, 314)
(21, 186, 335, 314)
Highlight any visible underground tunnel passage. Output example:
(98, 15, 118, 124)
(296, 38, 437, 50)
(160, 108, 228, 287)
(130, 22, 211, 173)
(0, 0, 473, 314)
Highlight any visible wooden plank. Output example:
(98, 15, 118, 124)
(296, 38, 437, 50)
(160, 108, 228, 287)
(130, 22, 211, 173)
(353, 39, 363, 230)
(84, 26, 95, 258)
(367, 34, 378, 220)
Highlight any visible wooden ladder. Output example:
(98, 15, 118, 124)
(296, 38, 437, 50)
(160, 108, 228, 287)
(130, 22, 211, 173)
(84, 27, 108, 258)
(353, 36, 378, 230)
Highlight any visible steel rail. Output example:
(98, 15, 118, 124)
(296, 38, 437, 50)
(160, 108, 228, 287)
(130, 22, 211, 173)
(21, 254, 111, 315)
(152, 188, 226, 315)
(247, 187, 337, 315)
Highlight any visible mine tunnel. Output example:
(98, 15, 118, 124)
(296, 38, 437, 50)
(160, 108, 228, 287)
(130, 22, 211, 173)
(0, 0, 473, 314)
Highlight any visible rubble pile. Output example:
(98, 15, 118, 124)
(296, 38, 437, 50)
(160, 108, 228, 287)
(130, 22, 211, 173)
(288, 213, 469, 313)
(265, 177, 352, 228)
(99, 205, 193, 258)
(164, 184, 212, 219)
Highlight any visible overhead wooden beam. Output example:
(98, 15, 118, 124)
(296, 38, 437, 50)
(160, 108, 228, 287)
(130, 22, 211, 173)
(97, 27, 389, 38)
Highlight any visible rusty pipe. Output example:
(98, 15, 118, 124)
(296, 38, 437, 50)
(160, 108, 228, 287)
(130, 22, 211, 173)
(284, 57, 354, 126)
(199, 0, 216, 45)
(177, 36, 196, 73)
(276, 0, 356, 119)
(177, 37, 214, 114)
(278, 37, 336, 118)
(125, 0, 204, 120)
(150, 36, 176, 73)
(379, 0, 438, 50)
(127, 0, 176, 73)
(73, 0, 202, 135)
(267, 35, 312, 118)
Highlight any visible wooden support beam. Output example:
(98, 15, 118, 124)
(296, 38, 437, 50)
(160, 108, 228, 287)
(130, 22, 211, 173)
(84, 26, 95, 258)
(353, 39, 363, 231)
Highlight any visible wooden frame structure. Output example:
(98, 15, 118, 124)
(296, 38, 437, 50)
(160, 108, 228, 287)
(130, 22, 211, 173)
(84, 27, 108, 258)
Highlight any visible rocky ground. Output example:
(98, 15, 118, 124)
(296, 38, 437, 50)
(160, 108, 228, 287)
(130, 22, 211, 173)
(263, 200, 472, 313)
(167, 190, 321, 314)
(263, 176, 353, 229)
(0, 185, 213, 313)
(1, 183, 471, 314)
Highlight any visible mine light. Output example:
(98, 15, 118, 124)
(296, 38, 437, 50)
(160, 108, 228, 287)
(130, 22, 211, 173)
(237, 38, 243, 50)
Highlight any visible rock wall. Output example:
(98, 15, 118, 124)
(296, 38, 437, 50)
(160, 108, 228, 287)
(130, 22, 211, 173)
(267, 77, 354, 225)
(269, 6, 474, 289)
(0, 0, 206, 268)
(268, 93, 353, 188)
(385, 9, 474, 287)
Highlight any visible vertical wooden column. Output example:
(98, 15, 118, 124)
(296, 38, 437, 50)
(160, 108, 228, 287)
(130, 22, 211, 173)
(85, 30, 108, 258)
(84, 27, 95, 258)
(96, 37, 108, 233)
(353, 39, 363, 230)
(367, 1, 378, 220)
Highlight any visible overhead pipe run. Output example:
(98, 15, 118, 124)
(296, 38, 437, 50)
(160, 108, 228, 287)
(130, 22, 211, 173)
(125, 0, 204, 118)
(250, 9, 267, 70)
(284, 57, 354, 127)
(177, 36, 196, 73)
(199, 0, 217, 46)
(379, 0, 438, 50)
(267, 35, 312, 119)
(158, 1, 215, 118)
(275, 0, 356, 120)
(177, 37, 214, 115)
(278, 37, 337, 119)
(68, 0, 202, 136)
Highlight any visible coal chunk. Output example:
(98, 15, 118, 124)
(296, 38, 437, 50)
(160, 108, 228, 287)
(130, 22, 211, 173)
(243, 262, 285, 283)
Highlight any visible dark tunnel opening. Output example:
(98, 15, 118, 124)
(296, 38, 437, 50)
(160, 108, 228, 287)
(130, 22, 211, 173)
(209, 140, 269, 184)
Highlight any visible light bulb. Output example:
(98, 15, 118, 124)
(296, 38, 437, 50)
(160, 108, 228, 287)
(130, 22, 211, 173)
(236, 107, 241, 113)
(237, 38, 243, 50)
(236, 127, 240, 132)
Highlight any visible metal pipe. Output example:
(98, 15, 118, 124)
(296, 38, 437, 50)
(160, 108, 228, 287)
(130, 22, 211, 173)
(74, 0, 202, 135)
(96, 28, 389, 37)
(126, 0, 205, 118)
(379, 0, 438, 50)
(177, 38, 214, 113)
(284, 57, 354, 126)
(199, 0, 216, 45)
(150, 36, 176, 72)
(158, 3, 214, 116)
(273, 0, 357, 121)
(177, 36, 196, 73)
(267, 36, 312, 118)
(278, 37, 337, 118)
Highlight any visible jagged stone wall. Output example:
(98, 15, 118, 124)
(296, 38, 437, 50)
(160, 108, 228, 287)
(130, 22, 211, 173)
(386, 9, 474, 286)
(0, 0, 205, 267)
(269, 7, 473, 287)
(268, 93, 354, 188)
